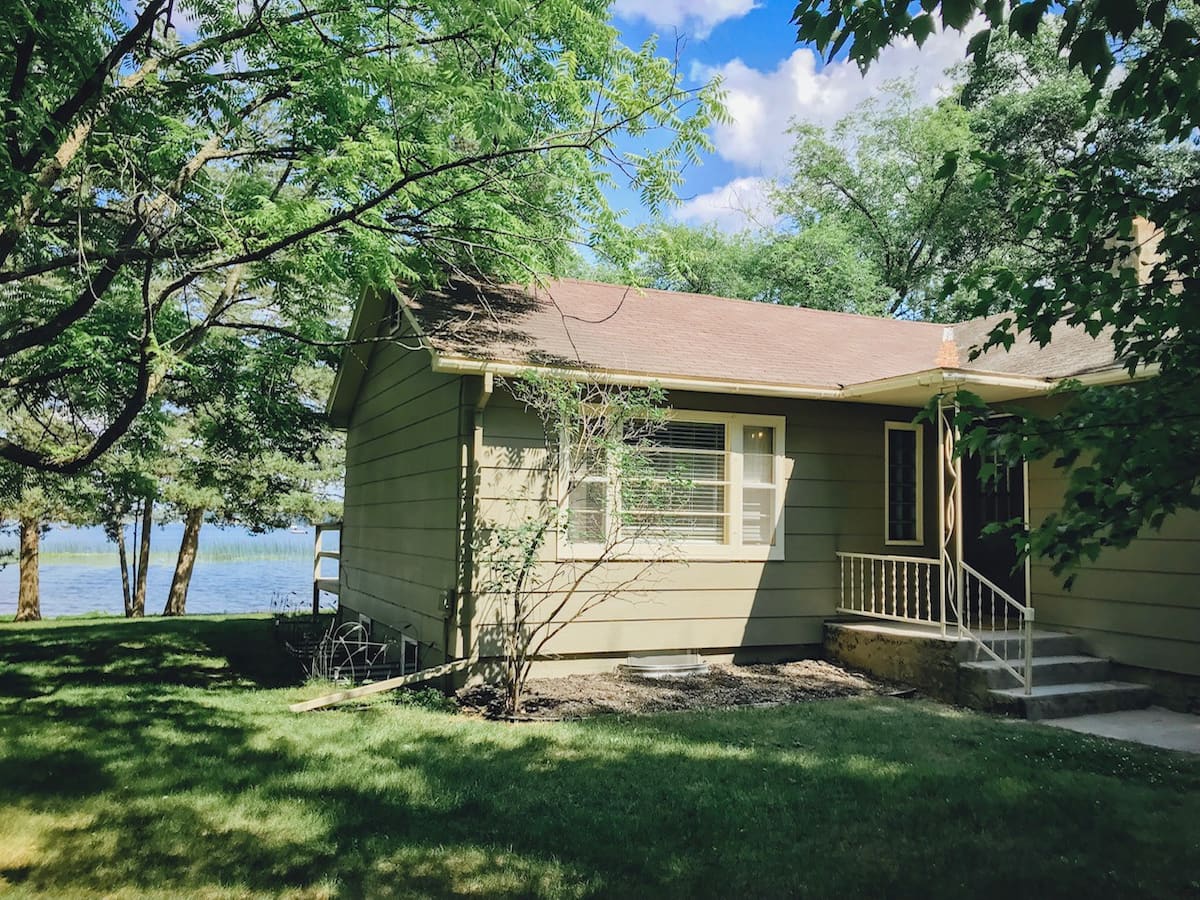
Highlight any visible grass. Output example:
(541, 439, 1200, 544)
(0, 616, 1198, 899)
(23, 537, 310, 564)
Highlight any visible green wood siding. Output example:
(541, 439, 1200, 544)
(1028, 456, 1200, 677)
(340, 336, 463, 663)
(471, 386, 934, 659)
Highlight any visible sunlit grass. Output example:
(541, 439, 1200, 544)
(0, 616, 1198, 898)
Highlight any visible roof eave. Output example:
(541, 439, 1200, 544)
(839, 362, 1158, 404)
(428, 356, 1159, 404)
(326, 286, 392, 428)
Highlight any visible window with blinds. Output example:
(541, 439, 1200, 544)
(885, 422, 923, 545)
(626, 420, 728, 544)
(564, 412, 785, 559)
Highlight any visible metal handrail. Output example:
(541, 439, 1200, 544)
(837, 551, 1036, 696)
(961, 562, 1033, 616)
(959, 561, 1034, 695)
(836, 551, 941, 565)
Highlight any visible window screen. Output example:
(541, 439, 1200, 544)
(742, 425, 777, 545)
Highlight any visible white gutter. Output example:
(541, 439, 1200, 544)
(1070, 362, 1159, 387)
(428, 354, 847, 400)
(839, 362, 1157, 400)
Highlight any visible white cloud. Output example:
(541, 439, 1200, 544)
(695, 27, 975, 171)
(612, 0, 758, 39)
(674, 176, 777, 231)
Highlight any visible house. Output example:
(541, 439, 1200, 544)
(325, 277, 1200, 717)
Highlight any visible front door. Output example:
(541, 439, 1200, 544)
(962, 449, 1027, 605)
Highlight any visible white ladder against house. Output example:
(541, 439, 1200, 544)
(312, 521, 342, 614)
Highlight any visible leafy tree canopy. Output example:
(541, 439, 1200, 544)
(577, 217, 890, 314)
(774, 87, 996, 320)
(792, 0, 1200, 576)
(0, 0, 721, 474)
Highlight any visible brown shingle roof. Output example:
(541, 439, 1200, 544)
(956, 314, 1125, 380)
(406, 278, 1123, 390)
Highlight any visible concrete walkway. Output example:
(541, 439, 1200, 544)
(1043, 706, 1200, 754)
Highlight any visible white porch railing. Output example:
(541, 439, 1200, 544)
(837, 552, 941, 626)
(958, 562, 1034, 695)
(836, 551, 1035, 695)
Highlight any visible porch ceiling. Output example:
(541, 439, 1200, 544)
(837, 364, 1153, 407)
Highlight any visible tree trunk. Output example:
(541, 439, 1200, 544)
(116, 526, 133, 617)
(14, 517, 41, 622)
(163, 507, 203, 617)
(131, 496, 152, 617)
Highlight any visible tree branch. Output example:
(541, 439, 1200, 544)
(9, 0, 166, 178)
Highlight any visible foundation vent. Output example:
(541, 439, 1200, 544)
(618, 652, 709, 679)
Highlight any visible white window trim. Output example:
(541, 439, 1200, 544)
(558, 410, 787, 562)
(884, 421, 924, 547)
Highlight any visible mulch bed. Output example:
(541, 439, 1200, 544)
(456, 659, 912, 720)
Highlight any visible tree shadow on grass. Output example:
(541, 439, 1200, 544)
(0, 615, 302, 702)
(2, 620, 1199, 897)
(6, 703, 1200, 896)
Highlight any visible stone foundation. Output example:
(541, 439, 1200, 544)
(824, 620, 966, 703)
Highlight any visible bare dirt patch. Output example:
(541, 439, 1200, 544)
(456, 659, 909, 720)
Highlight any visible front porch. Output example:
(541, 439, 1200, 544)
(834, 395, 1039, 692)
(825, 619, 1151, 720)
(829, 396, 1150, 719)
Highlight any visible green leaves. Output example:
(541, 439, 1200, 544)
(1008, 1, 1048, 39)
(910, 13, 936, 46)
(773, 86, 996, 321)
(941, 0, 977, 31)
(0, 0, 720, 473)
(966, 27, 992, 61)
(865, 10, 1200, 583)
(1161, 17, 1200, 53)
(1066, 27, 1112, 77)
(934, 151, 960, 180)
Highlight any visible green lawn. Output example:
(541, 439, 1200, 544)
(1, 616, 1197, 899)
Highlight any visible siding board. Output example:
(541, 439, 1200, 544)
(466, 385, 932, 661)
(1027, 450, 1200, 676)
(340, 337, 462, 657)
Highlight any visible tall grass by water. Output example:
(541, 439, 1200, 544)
(33, 536, 308, 563)
(0, 523, 317, 564)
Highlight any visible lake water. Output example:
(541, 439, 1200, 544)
(0, 523, 339, 619)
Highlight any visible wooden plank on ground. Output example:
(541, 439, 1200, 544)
(289, 657, 473, 712)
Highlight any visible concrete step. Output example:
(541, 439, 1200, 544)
(964, 629, 1084, 660)
(988, 681, 1152, 721)
(961, 654, 1112, 690)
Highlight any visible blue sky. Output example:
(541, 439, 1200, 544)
(606, 0, 972, 231)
